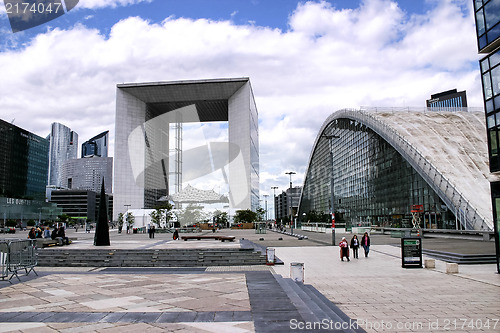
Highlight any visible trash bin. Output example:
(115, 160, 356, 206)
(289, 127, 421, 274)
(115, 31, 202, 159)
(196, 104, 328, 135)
(290, 262, 304, 283)
(266, 248, 275, 265)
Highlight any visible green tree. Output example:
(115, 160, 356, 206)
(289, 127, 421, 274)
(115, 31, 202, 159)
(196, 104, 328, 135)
(6, 219, 17, 227)
(149, 209, 164, 228)
(118, 213, 125, 232)
(153, 202, 174, 228)
(125, 212, 135, 228)
(213, 210, 228, 227)
(176, 204, 205, 226)
(233, 209, 258, 223)
(256, 207, 266, 221)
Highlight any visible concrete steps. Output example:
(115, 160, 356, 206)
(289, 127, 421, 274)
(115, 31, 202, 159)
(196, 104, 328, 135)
(422, 249, 497, 265)
(36, 248, 267, 267)
(274, 275, 366, 333)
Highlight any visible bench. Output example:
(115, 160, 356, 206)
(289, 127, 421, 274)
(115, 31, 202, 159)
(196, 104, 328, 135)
(36, 238, 74, 248)
(181, 235, 236, 242)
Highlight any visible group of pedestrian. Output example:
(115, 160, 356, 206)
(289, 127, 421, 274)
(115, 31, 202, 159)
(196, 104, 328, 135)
(51, 226, 70, 245)
(339, 232, 370, 261)
(27, 225, 70, 245)
(148, 225, 156, 238)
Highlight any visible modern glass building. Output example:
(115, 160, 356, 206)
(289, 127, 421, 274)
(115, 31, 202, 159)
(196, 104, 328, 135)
(0, 119, 60, 226)
(113, 78, 259, 220)
(426, 89, 467, 111)
(275, 187, 302, 223)
(299, 108, 497, 232)
(82, 131, 109, 158)
(47, 122, 78, 188)
(61, 156, 113, 193)
(0, 118, 49, 200)
(473, 0, 500, 272)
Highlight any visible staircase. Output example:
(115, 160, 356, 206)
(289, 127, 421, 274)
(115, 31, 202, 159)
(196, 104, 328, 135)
(422, 249, 497, 265)
(274, 275, 366, 333)
(36, 248, 267, 267)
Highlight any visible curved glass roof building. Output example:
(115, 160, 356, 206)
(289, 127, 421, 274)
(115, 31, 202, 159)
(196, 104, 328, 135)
(299, 108, 499, 231)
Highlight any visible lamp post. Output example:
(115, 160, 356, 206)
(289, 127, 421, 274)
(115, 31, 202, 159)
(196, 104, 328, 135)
(322, 134, 340, 246)
(271, 186, 278, 222)
(263, 194, 269, 221)
(285, 171, 296, 234)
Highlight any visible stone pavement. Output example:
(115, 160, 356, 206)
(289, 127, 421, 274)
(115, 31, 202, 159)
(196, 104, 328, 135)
(0, 228, 498, 332)
(272, 245, 500, 333)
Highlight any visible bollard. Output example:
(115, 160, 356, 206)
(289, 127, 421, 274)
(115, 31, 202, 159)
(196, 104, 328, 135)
(446, 263, 459, 274)
(424, 259, 435, 269)
(290, 262, 304, 283)
(266, 248, 275, 266)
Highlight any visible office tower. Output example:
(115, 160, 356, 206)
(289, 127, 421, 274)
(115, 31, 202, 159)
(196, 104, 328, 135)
(0, 118, 49, 199)
(47, 122, 78, 187)
(82, 131, 109, 158)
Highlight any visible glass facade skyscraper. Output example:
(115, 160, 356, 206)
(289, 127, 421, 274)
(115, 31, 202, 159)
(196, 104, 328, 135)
(81, 131, 109, 158)
(47, 122, 78, 188)
(0, 118, 49, 200)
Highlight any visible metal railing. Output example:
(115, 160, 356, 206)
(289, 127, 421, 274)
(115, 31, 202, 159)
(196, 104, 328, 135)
(0, 239, 38, 282)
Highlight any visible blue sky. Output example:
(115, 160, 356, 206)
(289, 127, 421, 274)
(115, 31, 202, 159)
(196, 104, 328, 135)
(1, 0, 451, 47)
(0, 0, 481, 215)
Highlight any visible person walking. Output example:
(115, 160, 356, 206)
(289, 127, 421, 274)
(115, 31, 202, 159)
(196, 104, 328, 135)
(361, 232, 371, 257)
(151, 225, 155, 239)
(172, 228, 179, 240)
(350, 234, 360, 259)
(339, 237, 350, 261)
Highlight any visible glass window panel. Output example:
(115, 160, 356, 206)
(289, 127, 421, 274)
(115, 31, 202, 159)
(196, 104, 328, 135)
(487, 23, 500, 44)
(492, 65, 500, 96)
(490, 49, 500, 68)
(496, 113, 500, 126)
(488, 98, 495, 112)
(480, 34, 488, 49)
(488, 114, 496, 128)
(494, 94, 500, 109)
(485, 0, 500, 30)
(490, 129, 499, 157)
(477, 8, 486, 36)
(475, 0, 483, 11)
(483, 72, 493, 99)
(482, 58, 490, 73)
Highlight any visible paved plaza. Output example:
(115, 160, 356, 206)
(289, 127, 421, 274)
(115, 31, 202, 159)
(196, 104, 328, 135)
(0, 228, 498, 332)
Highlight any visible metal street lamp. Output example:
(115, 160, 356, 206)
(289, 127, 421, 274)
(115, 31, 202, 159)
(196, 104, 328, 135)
(271, 186, 278, 221)
(285, 171, 296, 234)
(321, 134, 340, 246)
(263, 194, 269, 221)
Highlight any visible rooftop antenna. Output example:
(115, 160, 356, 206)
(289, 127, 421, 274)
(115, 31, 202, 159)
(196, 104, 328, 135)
(10, 118, 15, 124)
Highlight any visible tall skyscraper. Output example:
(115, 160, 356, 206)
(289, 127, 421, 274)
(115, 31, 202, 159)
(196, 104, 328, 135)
(81, 131, 109, 158)
(47, 122, 78, 188)
(0, 118, 49, 199)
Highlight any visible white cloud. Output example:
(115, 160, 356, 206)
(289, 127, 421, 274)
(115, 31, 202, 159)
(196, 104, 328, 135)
(0, 0, 482, 210)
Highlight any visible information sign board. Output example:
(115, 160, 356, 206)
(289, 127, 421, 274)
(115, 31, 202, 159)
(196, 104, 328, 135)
(401, 237, 422, 268)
